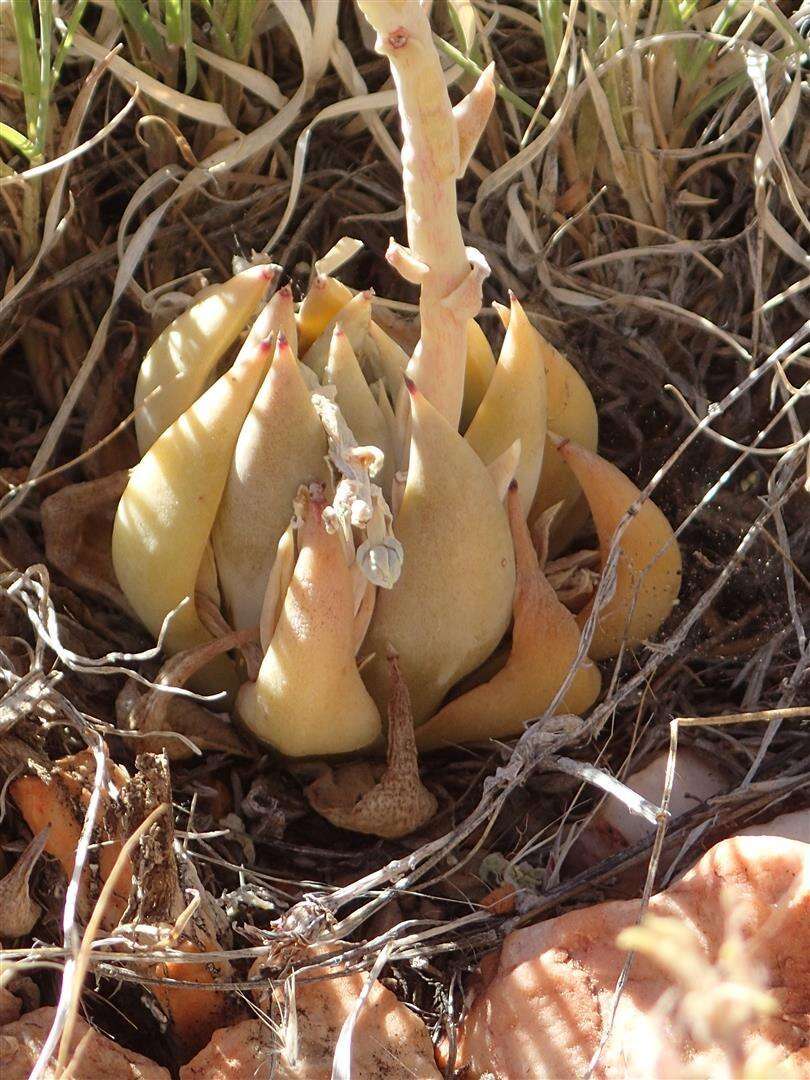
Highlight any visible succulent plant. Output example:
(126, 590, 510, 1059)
(112, 0, 681, 829)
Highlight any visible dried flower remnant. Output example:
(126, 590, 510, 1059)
(306, 649, 437, 838)
(310, 387, 403, 591)
(324, 328, 396, 497)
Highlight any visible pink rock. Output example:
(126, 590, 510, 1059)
(0, 989, 21, 1026)
(574, 747, 729, 868)
(181, 966, 440, 1079)
(456, 836, 810, 1078)
(740, 809, 810, 845)
(0, 1006, 169, 1079)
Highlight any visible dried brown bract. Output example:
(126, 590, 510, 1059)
(40, 470, 131, 610)
(0, 827, 48, 939)
(306, 649, 437, 838)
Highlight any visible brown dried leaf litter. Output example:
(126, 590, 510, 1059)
(1, 2, 809, 1075)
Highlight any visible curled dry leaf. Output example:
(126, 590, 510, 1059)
(0, 1006, 170, 1080)
(80, 344, 140, 479)
(545, 547, 600, 612)
(0, 827, 48, 939)
(40, 469, 131, 610)
(116, 630, 254, 761)
(306, 649, 437, 838)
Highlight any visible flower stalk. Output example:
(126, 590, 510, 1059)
(357, 0, 494, 428)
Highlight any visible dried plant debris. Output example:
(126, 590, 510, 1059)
(306, 649, 437, 838)
(0, 828, 48, 939)
(120, 753, 236, 1062)
(40, 471, 131, 611)
(2, 740, 132, 928)
(116, 632, 254, 761)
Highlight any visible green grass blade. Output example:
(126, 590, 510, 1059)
(235, 0, 257, 60)
(198, 0, 234, 58)
(218, 0, 238, 38)
(180, 0, 197, 91)
(433, 34, 537, 120)
(52, 0, 89, 86)
(0, 121, 36, 160)
(35, 0, 53, 149)
(682, 70, 747, 128)
(114, 0, 169, 70)
(585, 4, 600, 58)
(10, 0, 40, 143)
(162, 0, 182, 45)
(536, 0, 563, 70)
(662, 0, 691, 81)
(682, 0, 740, 89)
